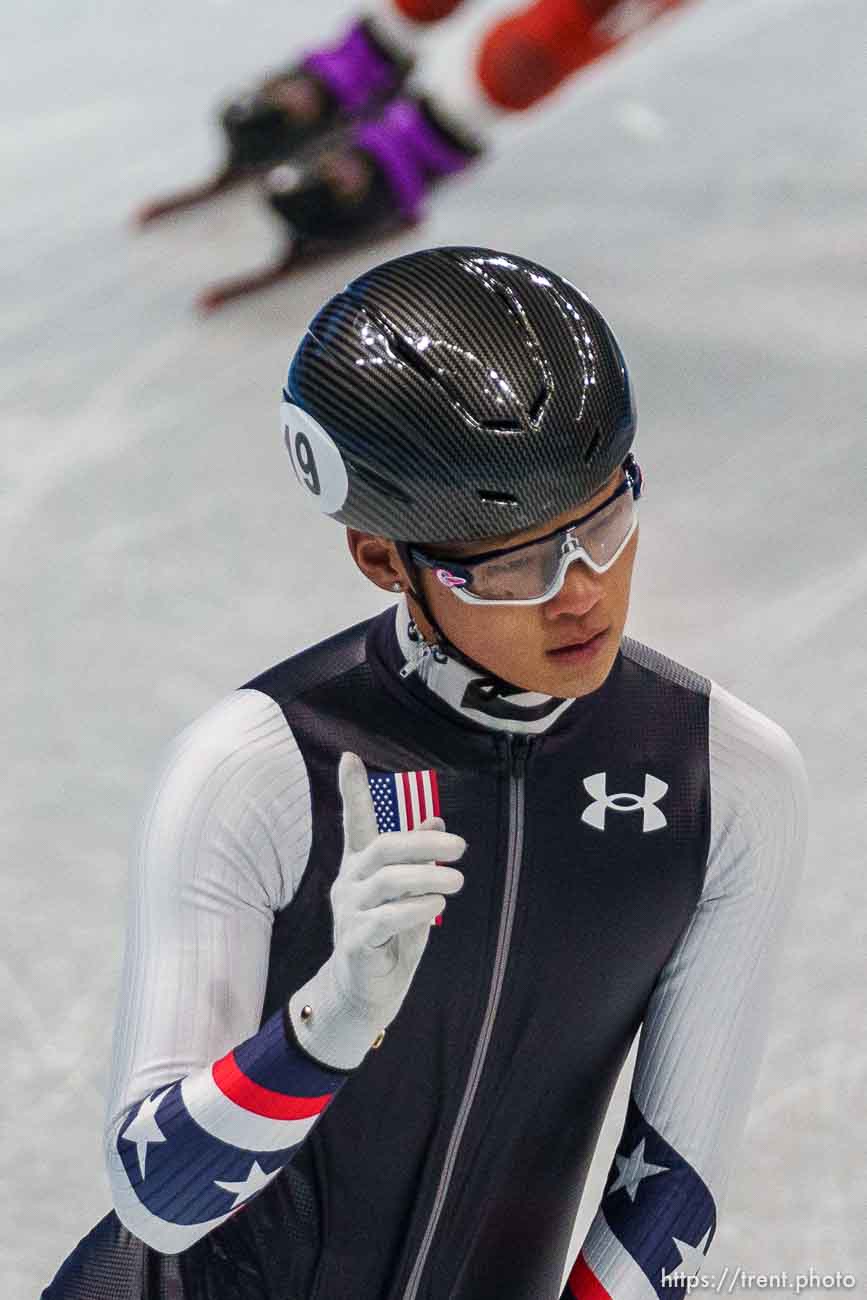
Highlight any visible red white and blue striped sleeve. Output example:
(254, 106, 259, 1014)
(105, 1006, 349, 1252)
(561, 682, 809, 1300)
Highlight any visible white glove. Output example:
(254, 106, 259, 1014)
(288, 751, 467, 1069)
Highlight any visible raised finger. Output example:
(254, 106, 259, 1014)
(338, 751, 380, 854)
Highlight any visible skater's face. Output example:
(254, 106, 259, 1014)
(348, 466, 638, 699)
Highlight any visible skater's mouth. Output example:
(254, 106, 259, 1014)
(545, 628, 609, 660)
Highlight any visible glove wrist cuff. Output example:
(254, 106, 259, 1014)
(288, 960, 386, 1071)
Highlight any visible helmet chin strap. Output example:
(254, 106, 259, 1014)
(394, 541, 541, 698)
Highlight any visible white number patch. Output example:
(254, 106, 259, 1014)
(281, 401, 349, 514)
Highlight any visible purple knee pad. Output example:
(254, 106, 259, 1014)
(302, 21, 403, 116)
(354, 97, 475, 220)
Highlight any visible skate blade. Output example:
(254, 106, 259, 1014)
(133, 168, 243, 226)
(196, 245, 305, 312)
(195, 224, 415, 312)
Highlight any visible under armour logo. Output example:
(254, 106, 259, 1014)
(581, 772, 669, 833)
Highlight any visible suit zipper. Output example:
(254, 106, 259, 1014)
(400, 731, 530, 1300)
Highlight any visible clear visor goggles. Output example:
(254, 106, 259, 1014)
(408, 456, 642, 607)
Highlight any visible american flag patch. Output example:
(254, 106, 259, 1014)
(367, 768, 444, 926)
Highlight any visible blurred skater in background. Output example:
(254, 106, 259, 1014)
(137, 0, 692, 304)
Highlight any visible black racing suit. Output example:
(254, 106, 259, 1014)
(42, 598, 809, 1300)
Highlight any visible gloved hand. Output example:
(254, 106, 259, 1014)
(288, 751, 467, 1069)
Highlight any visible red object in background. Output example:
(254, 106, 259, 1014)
(478, 0, 616, 111)
(393, 0, 466, 22)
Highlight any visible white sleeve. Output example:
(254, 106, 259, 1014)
(565, 681, 810, 1300)
(100, 688, 365, 1253)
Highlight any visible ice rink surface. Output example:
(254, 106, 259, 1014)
(2, 0, 865, 1294)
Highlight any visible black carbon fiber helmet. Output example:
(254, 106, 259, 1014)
(281, 245, 636, 543)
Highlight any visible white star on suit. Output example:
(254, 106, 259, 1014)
(607, 1137, 670, 1202)
(123, 1085, 172, 1179)
(664, 1227, 713, 1282)
(214, 1160, 282, 1208)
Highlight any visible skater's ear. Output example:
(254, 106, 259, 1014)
(346, 528, 409, 593)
